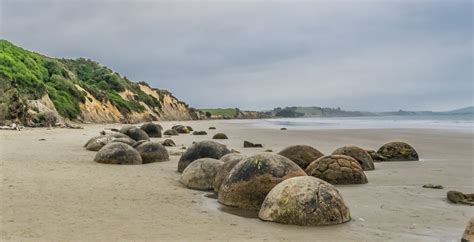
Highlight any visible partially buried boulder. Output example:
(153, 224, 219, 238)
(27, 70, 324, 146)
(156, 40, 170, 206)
(306, 155, 368, 185)
(213, 153, 246, 192)
(172, 125, 190, 134)
(177, 141, 231, 173)
(140, 122, 163, 138)
(100, 130, 129, 138)
(332, 146, 375, 170)
(377, 141, 419, 161)
(278, 145, 324, 170)
(218, 152, 307, 210)
(163, 129, 179, 136)
(121, 127, 150, 141)
(244, 140, 263, 148)
(132, 140, 147, 148)
(462, 217, 474, 242)
(161, 139, 176, 147)
(259, 176, 351, 226)
(366, 150, 387, 162)
(85, 135, 114, 151)
(209, 126, 216, 130)
(193, 131, 207, 135)
(180, 158, 224, 190)
(111, 137, 136, 146)
(94, 143, 142, 165)
(135, 141, 169, 164)
(213, 133, 228, 139)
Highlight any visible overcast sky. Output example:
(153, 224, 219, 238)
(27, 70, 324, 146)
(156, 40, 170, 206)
(1, 0, 472, 111)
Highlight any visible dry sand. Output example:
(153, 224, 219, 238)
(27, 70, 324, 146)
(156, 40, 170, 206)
(0, 120, 473, 241)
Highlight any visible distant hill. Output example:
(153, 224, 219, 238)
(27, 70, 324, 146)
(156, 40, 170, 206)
(0, 40, 205, 125)
(267, 106, 373, 118)
(440, 106, 474, 115)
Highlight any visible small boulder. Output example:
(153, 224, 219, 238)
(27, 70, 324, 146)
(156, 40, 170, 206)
(259, 176, 351, 226)
(278, 145, 324, 170)
(447, 191, 474, 205)
(177, 141, 231, 173)
(209, 126, 216, 130)
(280, 127, 287, 130)
(462, 217, 474, 242)
(163, 129, 179, 136)
(332, 146, 375, 170)
(172, 125, 190, 134)
(135, 141, 169, 164)
(377, 142, 419, 161)
(306, 155, 368, 185)
(161, 139, 176, 147)
(140, 122, 163, 137)
(180, 158, 224, 190)
(213, 153, 246, 192)
(193, 131, 207, 135)
(94, 143, 142, 165)
(100, 130, 129, 138)
(186, 126, 194, 131)
(213, 133, 228, 139)
(218, 153, 307, 210)
(122, 127, 150, 141)
(243, 140, 263, 148)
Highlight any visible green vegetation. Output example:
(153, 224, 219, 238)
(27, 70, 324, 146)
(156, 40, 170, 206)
(0, 39, 170, 121)
(199, 108, 239, 118)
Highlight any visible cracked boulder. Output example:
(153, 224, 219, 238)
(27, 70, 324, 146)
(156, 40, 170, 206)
(306, 155, 368, 185)
(332, 146, 375, 170)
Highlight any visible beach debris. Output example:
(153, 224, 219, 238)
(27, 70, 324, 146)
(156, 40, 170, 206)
(365, 150, 387, 162)
(172, 125, 190, 134)
(121, 126, 150, 142)
(243, 140, 263, 148)
(209, 126, 216, 130)
(163, 129, 179, 136)
(180, 158, 224, 190)
(140, 122, 163, 138)
(447, 191, 474, 205)
(377, 141, 419, 161)
(177, 141, 231, 173)
(218, 152, 306, 210)
(55, 122, 83, 129)
(161, 139, 176, 147)
(212, 133, 228, 139)
(213, 154, 246, 192)
(462, 217, 474, 242)
(280, 128, 287, 130)
(332, 146, 375, 171)
(258, 176, 351, 226)
(192, 131, 207, 135)
(422, 184, 444, 189)
(135, 141, 169, 164)
(306, 155, 368, 185)
(94, 143, 142, 165)
(278, 145, 324, 170)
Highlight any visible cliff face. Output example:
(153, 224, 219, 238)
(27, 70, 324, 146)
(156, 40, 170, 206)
(0, 40, 205, 125)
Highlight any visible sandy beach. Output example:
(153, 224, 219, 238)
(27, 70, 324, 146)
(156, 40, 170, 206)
(0, 120, 472, 241)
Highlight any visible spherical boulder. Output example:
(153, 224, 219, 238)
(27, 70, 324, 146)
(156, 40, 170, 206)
(177, 141, 231, 172)
(278, 145, 324, 170)
(305, 155, 368, 185)
(122, 127, 150, 141)
(259, 176, 351, 226)
(85, 135, 114, 151)
(213, 153, 246, 192)
(140, 122, 163, 137)
(135, 141, 169, 164)
(462, 217, 474, 242)
(180, 158, 224, 190)
(94, 143, 142, 165)
(218, 152, 307, 210)
(332, 146, 375, 170)
(377, 141, 419, 161)
(163, 129, 179, 136)
(212, 133, 228, 139)
(161, 139, 176, 147)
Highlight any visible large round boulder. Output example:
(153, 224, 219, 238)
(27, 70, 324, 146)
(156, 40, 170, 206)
(177, 141, 231, 173)
(278, 145, 324, 170)
(94, 143, 142, 165)
(140, 122, 163, 137)
(218, 153, 307, 210)
(213, 153, 246, 192)
(180, 158, 224, 190)
(121, 127, 150, 141)
(135, 141, 169, 164)
(377, 141, 419, 161)
(212, 133, 228, 139)
(332, 146, 375, 170)
(462, 217, 474, 242)
(305, 155, 368, 185)
(85, 135, 115, 151)
(259, 176, 351, 226)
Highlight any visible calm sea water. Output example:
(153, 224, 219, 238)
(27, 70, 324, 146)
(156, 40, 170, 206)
(231, 114, 473, 132)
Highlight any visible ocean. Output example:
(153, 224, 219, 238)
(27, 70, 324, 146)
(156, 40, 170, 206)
(231, 114, 473, 132)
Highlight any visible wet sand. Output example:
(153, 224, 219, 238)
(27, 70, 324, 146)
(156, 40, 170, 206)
(0, 120, 472, 241)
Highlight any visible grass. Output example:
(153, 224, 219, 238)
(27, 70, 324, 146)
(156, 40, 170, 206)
(199, 108, 238, 118)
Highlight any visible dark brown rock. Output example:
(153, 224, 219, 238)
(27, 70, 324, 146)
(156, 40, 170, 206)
(192, 131, 207, 135)
(377, 142, 419, 161)
(161, 139, 176, 147)
(140, 122, 163, 138)
(94, 143, 142, 165)
(121, 127, 150, 141)
(213, 133, 228, 139)
(243, 140, 263, 148)
(177, 141, 231, 173)
(136, 141, 169, 164)
(278, 145, 324, 170)
(305, 155, 368, 185)
(332, 146, 375, 170)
